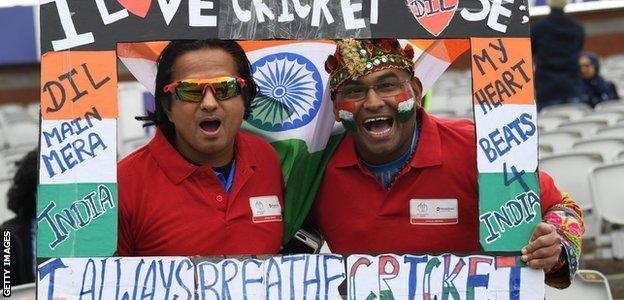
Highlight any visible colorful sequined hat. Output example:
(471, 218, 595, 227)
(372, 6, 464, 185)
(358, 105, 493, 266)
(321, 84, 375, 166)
(325, 39, 415, 92)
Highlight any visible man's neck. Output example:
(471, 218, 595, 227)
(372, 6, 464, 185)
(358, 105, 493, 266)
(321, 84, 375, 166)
(174, 139, 235, 167)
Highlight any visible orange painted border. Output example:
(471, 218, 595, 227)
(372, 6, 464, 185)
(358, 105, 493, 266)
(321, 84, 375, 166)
(470, 38, 535, 106)
(41, 51, 118, 120)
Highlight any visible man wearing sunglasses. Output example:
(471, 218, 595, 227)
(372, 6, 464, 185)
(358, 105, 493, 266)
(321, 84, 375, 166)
(309, 39, 584, 288)
(117, 40, 284, 256)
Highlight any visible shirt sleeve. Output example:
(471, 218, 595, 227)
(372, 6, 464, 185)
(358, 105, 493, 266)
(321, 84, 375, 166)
(538, 171, 585, 288)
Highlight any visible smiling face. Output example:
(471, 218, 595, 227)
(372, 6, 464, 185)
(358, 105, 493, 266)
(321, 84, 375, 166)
(164, 48, 246, 167)
(333, 69, 422, 165)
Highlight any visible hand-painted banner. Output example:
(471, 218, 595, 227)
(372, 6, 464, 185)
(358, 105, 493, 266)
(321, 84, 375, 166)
(471, 37, 541, 251)
(37, 257, 195, 300)
(39, 119, 117, 184)
(37, 254, 545, 300)
(37, 183, 118, 257)
(39, 0, 531, 52)
(40, 51, 118, 120)
(38, 49, 119, 257)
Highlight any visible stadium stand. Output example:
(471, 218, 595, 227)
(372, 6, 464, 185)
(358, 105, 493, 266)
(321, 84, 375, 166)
(539, 152, 603, 211)
(540, 103, 592, 120)
(539, 129, 583, 153)
(595, 100, 624, 113)
(9, 283, 36, 299)
(597, 125, 624, 138)
(545, 270, 613, 300)
(539, 152, 604, 239)
(26, 102, 39, 122)
(539, 144, 554, 158)
(590, 162, 624, 259)
(538, 114, 570, 132)
(0, 104, 38, 149)
(0, 177, 14, 225)
(558, 119, 610, 138)
(580, 111, 624, 125)
(572, 138, 624, 162)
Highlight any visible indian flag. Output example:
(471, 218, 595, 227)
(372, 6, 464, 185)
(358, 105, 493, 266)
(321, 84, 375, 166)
(117, 39, 468, 243)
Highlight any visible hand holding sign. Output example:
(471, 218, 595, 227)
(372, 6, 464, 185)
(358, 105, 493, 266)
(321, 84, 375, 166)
(521, 222, 562, 272)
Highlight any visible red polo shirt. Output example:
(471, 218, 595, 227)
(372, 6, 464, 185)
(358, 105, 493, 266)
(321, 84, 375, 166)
(117, 129, 283, 256)
(313, 110, 562, 254)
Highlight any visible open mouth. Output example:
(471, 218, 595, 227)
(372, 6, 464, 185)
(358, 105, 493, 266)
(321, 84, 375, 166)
(362, 117, 394, 136)
(199, 119, 221, 134)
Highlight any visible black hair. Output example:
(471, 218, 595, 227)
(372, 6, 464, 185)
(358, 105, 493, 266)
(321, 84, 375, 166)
(7, 149, 38, 218)
(136, 40, 258, 140)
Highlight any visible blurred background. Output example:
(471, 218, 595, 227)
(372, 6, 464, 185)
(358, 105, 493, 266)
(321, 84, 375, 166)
(1, 0, 624, 299)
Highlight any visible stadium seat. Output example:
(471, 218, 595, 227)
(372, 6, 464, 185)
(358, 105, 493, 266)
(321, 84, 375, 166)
(590, 162, 624, 226)
(539, 152, 603, 211)
(539, 144, 554, 158)
(8, 283, 35, 300)
(451, 112, 474, 121)
(590, 162, 624, 258)
(572, 137, 624, 162)
(580, 110, 624, 125)
(449, 94, 473, 115)
(538, 114, 569, 132)
(0, 148, 33, 177)
(540, 103, 591, 120)
(428, 108, 457, 118)
(545, 270, 613, 300)
(2, 123, 38, 149)
(618, 150, 624, 161)
(558, 119, 609, 138)
(0, 103, 26, 114)
(539, 129, 582, 153)
(0, 177, 14, 224)
(27, 102, 40, 122)
(595, 100, 624, 113)
(0, 104, 39, 149)
(597, 125, 624, 138)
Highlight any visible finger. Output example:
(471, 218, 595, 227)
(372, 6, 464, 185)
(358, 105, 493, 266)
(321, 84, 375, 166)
(530, 222, 556, 242)
(526, 257, 557, 271)
(524, 229, 559, 254)
(526, 244, 561, 260)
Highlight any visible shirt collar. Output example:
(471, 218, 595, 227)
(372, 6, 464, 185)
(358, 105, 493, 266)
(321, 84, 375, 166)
(149, 128, 257, 185)
(333, 109, 442, 169)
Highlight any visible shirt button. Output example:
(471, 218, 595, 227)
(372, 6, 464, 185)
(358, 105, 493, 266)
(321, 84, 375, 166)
(216, 195, 224, 202)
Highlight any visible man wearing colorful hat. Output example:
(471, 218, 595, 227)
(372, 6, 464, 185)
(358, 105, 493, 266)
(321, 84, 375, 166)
(310, 39, 584, 287)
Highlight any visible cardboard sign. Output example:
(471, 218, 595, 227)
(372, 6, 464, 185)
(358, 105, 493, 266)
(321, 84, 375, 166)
(37, 254, 545, 300)
(37, 50, 118, 257)
(39, 0, 531, 52)
(471, 38, 541, 251)
(36, 0, 547, 297)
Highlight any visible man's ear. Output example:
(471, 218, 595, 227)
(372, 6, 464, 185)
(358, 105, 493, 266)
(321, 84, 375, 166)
(332, 101, 341, 122)
(410, 77, 423, 108)
(162, 97, 173, 121)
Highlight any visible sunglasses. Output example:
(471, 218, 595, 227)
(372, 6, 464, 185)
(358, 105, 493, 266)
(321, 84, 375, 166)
(163, 76, 247, 103)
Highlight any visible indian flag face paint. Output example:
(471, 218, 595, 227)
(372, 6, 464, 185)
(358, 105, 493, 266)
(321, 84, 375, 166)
(335, 101, 357, 131)
(393, 90, 415, 123)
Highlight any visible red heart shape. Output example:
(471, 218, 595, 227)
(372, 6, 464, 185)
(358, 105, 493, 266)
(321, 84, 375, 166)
(406, 0, 458, 37)
(117, 0, 152, 18)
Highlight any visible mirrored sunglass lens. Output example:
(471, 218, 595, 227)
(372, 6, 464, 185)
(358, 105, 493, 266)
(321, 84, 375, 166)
(212, 78, 239, 100)
(176, 82, 205, 102)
